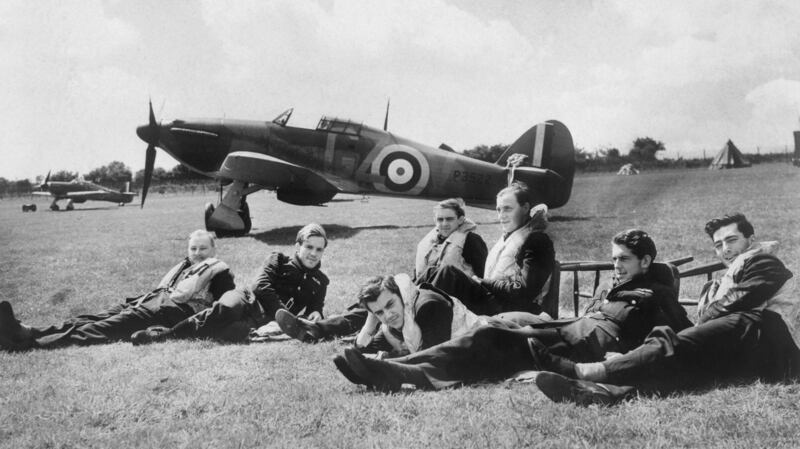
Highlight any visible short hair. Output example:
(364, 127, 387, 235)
(189, 229, 216, 247)
(612, 229, 657, 260)
(357, 275, 401, 310)
(435, 198, 466, 218)
(704, 213, 754, 240)
(296, 223, 328, 248)
(496, 181, 532, 207)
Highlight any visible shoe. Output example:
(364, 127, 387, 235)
(0, 301, 34, 351)
(131, 326, 173, 346)
(526, 337, 549, 369)
(275, 309, 322, 343)
(535, 371, 634, 406)
(343, 347, 401, 393)
(333, 354, 370, 386)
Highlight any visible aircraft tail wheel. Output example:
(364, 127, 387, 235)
(50, 204, 60, 211)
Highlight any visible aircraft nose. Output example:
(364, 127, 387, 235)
(136, 124, 149, 142)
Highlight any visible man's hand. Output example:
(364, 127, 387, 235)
(613, 288, 654, 301)
(306, 311, 322, 322)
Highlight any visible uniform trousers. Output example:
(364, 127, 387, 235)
(33, 290, 194, 348)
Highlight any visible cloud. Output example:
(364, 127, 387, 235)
(745, 78, 800, 144)
(198, 0, 547, 149)
(0, 0, 143, 179)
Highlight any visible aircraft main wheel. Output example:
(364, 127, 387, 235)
(239, 200, 252, 235)
(50, 204, 60, 211)
(204, 202, 216, 230)
(204, 201, 251, 237)
(21, 204, 37, 212)
(66, 200, 75, 211)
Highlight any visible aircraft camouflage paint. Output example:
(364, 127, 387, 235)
(33, 172, 136, 210)
(136, 103, 575, 236)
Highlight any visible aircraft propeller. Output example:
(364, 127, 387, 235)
(138, 101, 159, 208)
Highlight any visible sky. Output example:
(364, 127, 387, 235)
(2, 0, 800, 180)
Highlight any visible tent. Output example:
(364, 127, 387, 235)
(617, 163, 639, 175)
(709, 140, 751, 169)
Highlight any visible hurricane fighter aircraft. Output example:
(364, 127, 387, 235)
(136, 103, 575, 236)
(33, 172, 136, 210)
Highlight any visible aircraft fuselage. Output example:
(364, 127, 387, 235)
(139, 116, 562, 207)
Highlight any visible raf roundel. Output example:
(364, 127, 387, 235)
(371, 144, 430, 195)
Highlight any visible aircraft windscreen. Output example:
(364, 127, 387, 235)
(316, 117, 362, 136)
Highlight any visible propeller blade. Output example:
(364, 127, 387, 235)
(141, 144, 155, 208)
(140, 100, 160, 208)
(383, 98, 390, 131)
(39, 170, 51, 191)
(149, 99, 157, 130)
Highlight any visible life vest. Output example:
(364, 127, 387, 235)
(414, 219, 478, 278)
(156, 257, 230, 312)
(381, 273, 489, 353)
(698, 241, 799, 349)
(483, 228, 551, 310)
(484, 204, 548, 281)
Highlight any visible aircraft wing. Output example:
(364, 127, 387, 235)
(62, 190, 111, 199)
(217, 151, 340, 200)
(32, 192, 53, 197)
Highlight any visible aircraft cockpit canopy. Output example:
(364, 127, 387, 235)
(316, 117, 362, 136)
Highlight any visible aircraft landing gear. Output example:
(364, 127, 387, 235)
(50, 202, 60, 211)
(66, 200, 75, 211)
(204, 188, 252, 238)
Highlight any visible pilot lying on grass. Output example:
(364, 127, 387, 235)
(534, 213, 799, 406)
(331, 272, 560, 385)
(0, 230, 235, 351)
(131, 223, 329, 345)
(334, 229, 693, 392)
(275, 197, 489, 344)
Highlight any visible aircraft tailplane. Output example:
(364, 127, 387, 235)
(495, 120, 575, 208)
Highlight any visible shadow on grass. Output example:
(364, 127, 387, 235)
(250, 223, 433, 245)
(48, 206, 119, 212)
(549, 215, 594, 222)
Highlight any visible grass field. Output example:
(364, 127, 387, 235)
(1, 163, 799, 448)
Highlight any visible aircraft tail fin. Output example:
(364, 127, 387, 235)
(495, 120, 575, 208)
(122, 181, 132, 194)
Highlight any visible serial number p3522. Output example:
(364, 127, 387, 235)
(452, 170, 492, 185)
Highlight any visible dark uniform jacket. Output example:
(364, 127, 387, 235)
(481, 231, 556, 314)
(555, 263, 692, 361)
(251, 252, 329, 321)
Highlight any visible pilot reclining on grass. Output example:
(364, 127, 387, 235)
(0, 230, 235, 351)
(330, 273, 547, 384)
(277, 182, 557, 343)
(275, 198, 489, 344)
(131, 223, 329, 345)
(534, 213, 800, 406)
(334, 229, 693, 392)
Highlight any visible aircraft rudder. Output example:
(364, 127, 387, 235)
(500, 120, 575, 208)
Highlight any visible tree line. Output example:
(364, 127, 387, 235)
(0, 161, 211, 198)
(2, 138, 793, 198)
